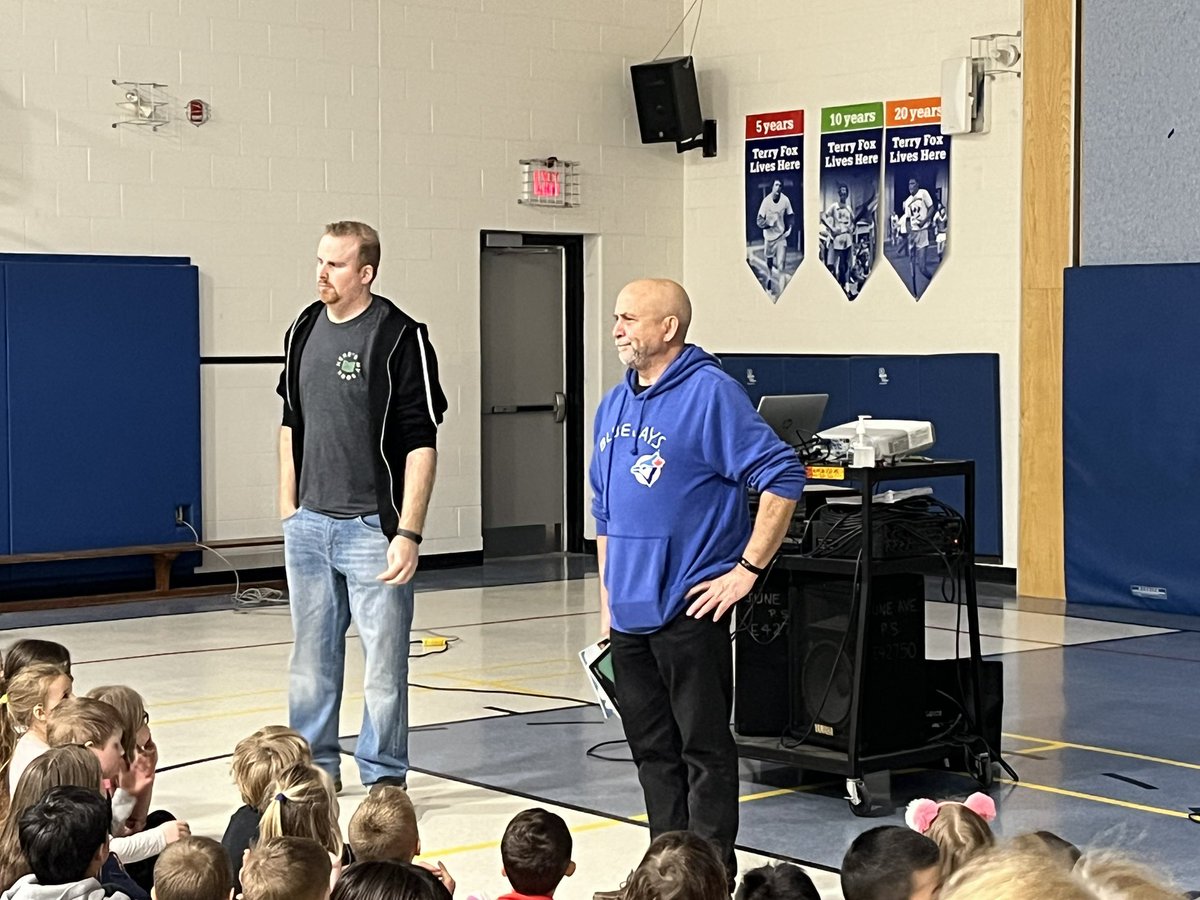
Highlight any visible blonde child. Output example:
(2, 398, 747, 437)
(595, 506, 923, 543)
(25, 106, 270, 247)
(904, 792, 996, 885)
(347, 785, 419, 864)
(88, 685, 157, 833)
(152, 836, 234, 900)
(1, 662, 73, 798)
(257, 762, 345, 861)
(223, 725, 312, 890)
(240, 836, 331, 900)
(46, 696, 188, 875)
(46, 696, 129, 784)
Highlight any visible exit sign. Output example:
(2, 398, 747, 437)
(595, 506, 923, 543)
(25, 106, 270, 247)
(519, 157, 580, 208)
(532, 168, 561, 199)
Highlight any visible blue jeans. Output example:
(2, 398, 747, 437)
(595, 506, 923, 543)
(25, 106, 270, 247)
(283, 507, 414, 785)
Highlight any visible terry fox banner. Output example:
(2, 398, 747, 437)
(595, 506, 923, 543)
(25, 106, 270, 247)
(745, 110, 804, 304)
(819, 102, 882, 301)
(883, 97, 950, 299)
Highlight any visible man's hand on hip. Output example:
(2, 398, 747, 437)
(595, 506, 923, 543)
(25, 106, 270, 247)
(684, 564, 759, 622)
(377, 534, 419, 585)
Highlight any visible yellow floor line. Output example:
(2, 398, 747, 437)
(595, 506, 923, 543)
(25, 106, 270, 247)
(996, 778, 1190, 819)
(413, 675, 580, 698)
(149, 687, 284, 708)
(1003, 732, 1200, 771)
(417, 814, 646, 861)
(153, 703, 291, 726)
(1007, 740, 1067, 756)
(416, 785, 833, 861)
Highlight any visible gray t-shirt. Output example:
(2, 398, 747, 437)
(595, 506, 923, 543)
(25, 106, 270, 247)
(297, 298, 386, 517)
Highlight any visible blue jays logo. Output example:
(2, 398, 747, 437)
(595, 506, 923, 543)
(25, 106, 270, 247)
(630, 451, 666, 487)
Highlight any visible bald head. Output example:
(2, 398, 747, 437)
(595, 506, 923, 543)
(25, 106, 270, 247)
(612, 279, 692, 384)
(618, 279, 692, 341)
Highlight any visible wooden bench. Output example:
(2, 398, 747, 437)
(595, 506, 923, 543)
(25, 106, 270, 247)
(0, 537, 285, 594)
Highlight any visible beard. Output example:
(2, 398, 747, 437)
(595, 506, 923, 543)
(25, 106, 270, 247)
(618, 344, 645, 370)
(317, 283, 340, 304)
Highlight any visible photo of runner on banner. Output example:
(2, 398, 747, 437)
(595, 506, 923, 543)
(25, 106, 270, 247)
(883, 97, 951, 299)
(744, 110, 804, 303)
(819, 102, 882, 301)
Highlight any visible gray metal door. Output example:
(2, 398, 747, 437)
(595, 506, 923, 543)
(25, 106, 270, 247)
(480, 244, 566, 556)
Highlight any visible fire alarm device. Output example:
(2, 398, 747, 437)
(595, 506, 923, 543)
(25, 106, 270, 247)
(187, 98, 210, 126)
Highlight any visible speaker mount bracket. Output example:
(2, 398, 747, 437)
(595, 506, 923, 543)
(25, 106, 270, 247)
(676, 119, 718, 158)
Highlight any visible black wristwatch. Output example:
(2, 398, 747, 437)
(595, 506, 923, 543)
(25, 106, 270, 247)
(396, 528, 423, 545)
(738, 556, 766, 576)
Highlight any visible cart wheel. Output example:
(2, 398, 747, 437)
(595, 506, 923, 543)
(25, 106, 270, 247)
(846, 778, 873, 817)
(967, 750, 994, 788)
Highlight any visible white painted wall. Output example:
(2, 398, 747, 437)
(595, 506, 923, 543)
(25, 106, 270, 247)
(6, 0, 1027, 566)
(2, 0, 687, 554)
(680, 0, 1024, 565)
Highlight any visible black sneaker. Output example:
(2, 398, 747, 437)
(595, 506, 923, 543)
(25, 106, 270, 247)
(368, 776, 407, 794)
(334, 778, 342, 794)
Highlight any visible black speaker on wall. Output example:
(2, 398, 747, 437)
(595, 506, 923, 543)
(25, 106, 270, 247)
(789, 573, 927, 755)
(631, 55, 704, 145)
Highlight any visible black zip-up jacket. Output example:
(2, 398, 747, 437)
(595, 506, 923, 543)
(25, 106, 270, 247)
(277, 295, 448, 541)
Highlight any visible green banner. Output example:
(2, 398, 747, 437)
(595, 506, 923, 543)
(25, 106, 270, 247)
(822, 102, 884, 134)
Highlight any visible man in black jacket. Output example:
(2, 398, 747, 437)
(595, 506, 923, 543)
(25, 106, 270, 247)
(277, 220, 447, 792)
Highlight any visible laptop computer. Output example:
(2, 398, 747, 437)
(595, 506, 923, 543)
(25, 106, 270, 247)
(756, 393, 830, 446)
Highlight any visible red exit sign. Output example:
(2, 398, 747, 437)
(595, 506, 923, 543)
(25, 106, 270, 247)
(532, 168, 561, 198)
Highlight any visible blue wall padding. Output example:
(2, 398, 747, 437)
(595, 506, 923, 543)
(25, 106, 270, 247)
(1064, 264, 1200, 613)
(0, 255, 201, 591)
(0, 272, 8, 555)
(719, 352, 1002, 558)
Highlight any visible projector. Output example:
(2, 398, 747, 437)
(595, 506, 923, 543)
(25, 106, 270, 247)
(818, 419, 936, 461)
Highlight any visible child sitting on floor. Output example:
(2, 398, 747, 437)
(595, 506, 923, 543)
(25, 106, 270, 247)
(151, 836, 234, 900)
(258, 762, 347, 865)
(47, 696, 188, 886)
(1, 640, 71, 681)
(222, 725, 312, 891)
(1, 663, 73, 798)
(348, 785, 420, 864)
(88, 685, 159, 835)
(0, 746, 104, 891)
(498, 809, 574, 900)
(2, 785, 130, 900)
(241, 836, 331, 900)
(623, 832, 727, 900)
(904, 792, 996, 885)
(736, 863, 820, 900)
(840, 826, 940, 900)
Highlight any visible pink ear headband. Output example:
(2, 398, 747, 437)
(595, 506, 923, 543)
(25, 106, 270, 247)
(905, 792, 996, 834)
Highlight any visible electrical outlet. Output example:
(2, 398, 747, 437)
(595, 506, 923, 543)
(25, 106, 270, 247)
(175, 504, 188, 526)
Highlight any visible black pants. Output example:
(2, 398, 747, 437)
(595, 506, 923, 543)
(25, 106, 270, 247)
(121, 809, 176, 891)
(610, 613, 738, 875)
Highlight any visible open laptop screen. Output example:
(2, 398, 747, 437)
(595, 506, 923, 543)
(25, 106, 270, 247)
(756, 393, 829, 446)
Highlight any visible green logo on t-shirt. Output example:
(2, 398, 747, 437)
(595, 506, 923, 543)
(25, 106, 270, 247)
(336, 351, 361, 380)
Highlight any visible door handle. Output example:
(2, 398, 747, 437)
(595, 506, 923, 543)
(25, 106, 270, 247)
(553, 391, 567, 424)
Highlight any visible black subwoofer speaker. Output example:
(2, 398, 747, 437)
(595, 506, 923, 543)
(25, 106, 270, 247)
(630, 55, 703, 144)
(733, 568, 794, 736)
(790, 573, 926, 754)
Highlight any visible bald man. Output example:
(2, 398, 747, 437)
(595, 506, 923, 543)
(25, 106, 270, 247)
(590, 279, 806, 885)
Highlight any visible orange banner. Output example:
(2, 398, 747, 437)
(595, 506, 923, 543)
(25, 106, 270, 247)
(886, 98, 942, 128)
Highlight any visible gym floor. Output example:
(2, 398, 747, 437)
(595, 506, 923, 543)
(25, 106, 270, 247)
(3, 558, 1198, 899)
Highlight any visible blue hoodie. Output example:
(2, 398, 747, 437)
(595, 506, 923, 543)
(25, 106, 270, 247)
(590, 345, 806, 634)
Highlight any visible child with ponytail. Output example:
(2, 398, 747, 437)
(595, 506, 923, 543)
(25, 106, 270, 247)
(0, 662, 73, 799)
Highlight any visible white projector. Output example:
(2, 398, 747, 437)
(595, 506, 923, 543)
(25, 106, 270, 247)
(817, 419, 936, 461)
